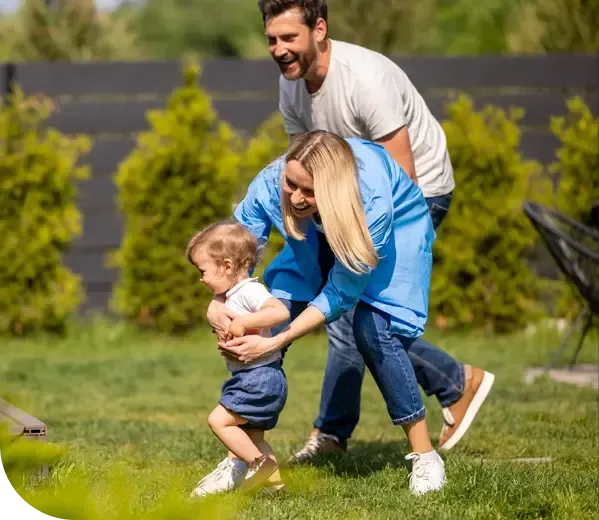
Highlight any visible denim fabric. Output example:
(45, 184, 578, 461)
(268, 192, 464, 439)
(426, 193, 453, 229)
(220, 362, 287, 431)
(352, 301, 425, 424)
(313, 190, 464, 440)
(235, 137, 436, 332)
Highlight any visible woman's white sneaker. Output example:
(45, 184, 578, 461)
(405, 451, 446, 495)
(190, 458, 248, 498)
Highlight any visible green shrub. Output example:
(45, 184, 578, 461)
(0, 423, 244, 519)
(507, 0, 599, 54)
(238, 112, 288, 200)
(548, 96, 599, 318)
(430, 94, 552, 332)
(0, 87, 90, 336)
(110, 60, 242, 333)
(4, 0, 143, 61)
(551, 96, 599, 222)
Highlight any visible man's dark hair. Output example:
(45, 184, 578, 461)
(257, 0, 327, 29)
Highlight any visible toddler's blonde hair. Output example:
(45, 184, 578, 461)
(186, 220, 259, 275)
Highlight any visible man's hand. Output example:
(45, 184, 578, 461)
(206, 298, 239, 342)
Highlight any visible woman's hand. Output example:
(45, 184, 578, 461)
(218, 334, 281, 364)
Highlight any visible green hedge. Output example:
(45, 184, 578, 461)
(0, 423, 240, 519)
(110, 91, 596, 332)
(549, 96, 599, 318)
(4, 66, 596, 334)
(552, 96, 599, 222)
(109, 61, 242, 333)
(430, 95, 552, 332)
(0, 87, 90, 335)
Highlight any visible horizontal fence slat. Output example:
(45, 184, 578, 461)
(52, 90, 595, 145)
(76, 133, 558, 216)
(395, 54, 599, 90)
(423, 91, 598, 127)
(14, 61, 182, 96)
(49, 98, 280, 136)
(80, 286, 112, 312)
(12, 55, 599, 99)
(77, 176, 118, 211)
(13, 60, 281, 97)
(84, 138, 136, 176)
(75, 209, 122, 248)
(49, 100, 163, 134)
(213, 98, 279, 133)
(0, 63, 8, 99)
(65, 249, 116, 285)
(201, 59, 280, 94)
(520, 130, 559, 164)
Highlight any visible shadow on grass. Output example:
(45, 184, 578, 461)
(285, 439, 413, 478)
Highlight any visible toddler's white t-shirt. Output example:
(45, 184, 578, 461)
(224, 277, 282, 372)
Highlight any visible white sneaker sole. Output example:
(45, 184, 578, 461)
(439, 371, 495, 451)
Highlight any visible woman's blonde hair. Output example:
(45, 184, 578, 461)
(282, 131, 378, 274)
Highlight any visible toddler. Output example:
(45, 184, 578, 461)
(186, 221, 290, 497)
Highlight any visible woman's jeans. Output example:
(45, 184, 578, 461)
(274, 193, 465, 441)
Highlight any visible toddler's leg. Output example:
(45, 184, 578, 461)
(243, 428, 282, 491)
(207, 404, 262, 464)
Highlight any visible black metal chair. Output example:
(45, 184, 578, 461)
(523, 201, 599, 371)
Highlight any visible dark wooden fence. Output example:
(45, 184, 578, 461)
(1, 55, 598, 310)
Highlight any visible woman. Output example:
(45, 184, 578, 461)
(219, 130, 446, 495)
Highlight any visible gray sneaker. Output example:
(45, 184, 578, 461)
(286, 430, 345, 466)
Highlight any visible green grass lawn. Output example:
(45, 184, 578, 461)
(1, 318, 598, 519)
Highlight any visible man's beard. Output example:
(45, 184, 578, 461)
(277, 43, 317, 80)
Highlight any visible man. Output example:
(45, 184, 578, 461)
(251, 0, 495, 463)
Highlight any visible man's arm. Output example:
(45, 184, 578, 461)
(355, 71, 418, 184)
(377, 127, 418, 184)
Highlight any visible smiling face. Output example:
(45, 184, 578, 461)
(191, 247, 235, 295)
(283, 159, 318, 218)
(265, 8, 324, 80)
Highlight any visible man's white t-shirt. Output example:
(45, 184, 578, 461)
(279, 39, 455, 198)
(224, 277, 282, 372)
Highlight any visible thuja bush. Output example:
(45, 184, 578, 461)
(549, 96, 599, 317)
(430, 94, 552, 332)
(110, 60, 241, 332)
(0, 87, 90, 335)
(551, 96, 599, 223)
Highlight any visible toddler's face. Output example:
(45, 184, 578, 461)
(192, 248, 234, 295)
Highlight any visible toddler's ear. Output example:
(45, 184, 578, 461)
(223, 258, 234, 274)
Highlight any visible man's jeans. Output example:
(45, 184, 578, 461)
(281, 192, 465, 442)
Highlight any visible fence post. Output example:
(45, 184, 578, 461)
(2, 62, 15, 105)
